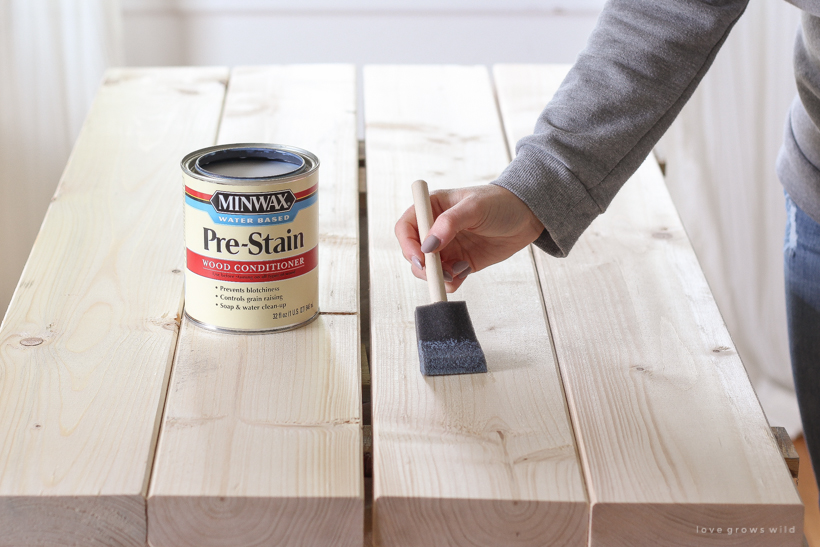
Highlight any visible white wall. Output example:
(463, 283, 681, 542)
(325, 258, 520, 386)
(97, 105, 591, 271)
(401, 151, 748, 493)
(0, 0, 122, 325)
(122, 1, 602, 66)
(122, 1, 603, 136)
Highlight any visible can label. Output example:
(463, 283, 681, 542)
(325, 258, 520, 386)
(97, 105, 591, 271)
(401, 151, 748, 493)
(182, 145, 319, 332)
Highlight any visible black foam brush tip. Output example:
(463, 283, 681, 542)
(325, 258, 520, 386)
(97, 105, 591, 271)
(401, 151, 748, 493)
(415, 301, 487, 376)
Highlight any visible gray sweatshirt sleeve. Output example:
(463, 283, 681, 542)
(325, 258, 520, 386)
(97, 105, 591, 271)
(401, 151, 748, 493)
(491, 0, 749, 257)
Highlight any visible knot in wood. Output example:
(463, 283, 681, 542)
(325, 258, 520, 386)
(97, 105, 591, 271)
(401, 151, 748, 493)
(20, 337, 43, 347)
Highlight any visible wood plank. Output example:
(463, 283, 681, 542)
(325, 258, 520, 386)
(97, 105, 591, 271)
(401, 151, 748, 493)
(0, 67, 228, 546)
(364, 65, 588, 547)
(215, 65, 359, 314)
(147, 315, 362, 547)
(493, 64, 803, 546)
(148, 65, 362, 547)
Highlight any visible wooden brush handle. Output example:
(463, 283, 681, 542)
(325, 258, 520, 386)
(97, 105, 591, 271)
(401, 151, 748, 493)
(411, 179, 447, 303)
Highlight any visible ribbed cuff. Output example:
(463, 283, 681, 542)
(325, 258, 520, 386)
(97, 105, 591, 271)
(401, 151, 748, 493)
(491, 145, 603, 258)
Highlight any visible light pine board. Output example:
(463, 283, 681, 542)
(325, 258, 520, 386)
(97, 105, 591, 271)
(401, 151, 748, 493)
(148, 65, 362, 547)
(364, 65, 588, 547)
(0, 67, 228, 546)
(493, 64, 803, 546)
(147, 315, 362, 547)
(216, 65, 359, 314)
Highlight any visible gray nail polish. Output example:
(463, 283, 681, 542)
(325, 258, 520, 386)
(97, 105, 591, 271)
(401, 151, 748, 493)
(420, 235, 441, 254)
(452, 260, 469, 275)
(443, 270, 453, 282)
(457, 267, 471, 279)
(411, 256, 423, 270)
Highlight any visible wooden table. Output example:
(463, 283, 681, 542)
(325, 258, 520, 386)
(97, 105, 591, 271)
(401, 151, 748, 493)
(0, 65, 803, 547)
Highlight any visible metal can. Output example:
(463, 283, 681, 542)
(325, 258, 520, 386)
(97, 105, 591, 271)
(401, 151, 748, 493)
(181, 143, 319, 333)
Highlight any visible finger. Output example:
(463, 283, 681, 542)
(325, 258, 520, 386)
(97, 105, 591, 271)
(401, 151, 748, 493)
(424, 192, 483, 256)
(395, 204, 425, 267)
(451, 260, 470, 276)
(411, 261, 427, 282)
(443, 271, 468, 293)
(412, 261, 462, 289)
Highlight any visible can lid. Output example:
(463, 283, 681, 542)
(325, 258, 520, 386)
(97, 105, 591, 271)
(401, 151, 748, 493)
(195, 147, 305, 179)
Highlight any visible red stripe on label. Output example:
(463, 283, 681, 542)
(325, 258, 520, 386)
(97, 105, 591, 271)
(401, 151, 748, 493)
(185, 187, 212, 201)
(187, 247, 318, 283)
(294, 183, 318, 200)
(187, 184, 316, 201)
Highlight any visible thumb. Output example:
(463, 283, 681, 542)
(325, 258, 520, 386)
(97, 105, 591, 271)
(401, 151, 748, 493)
(422, 193, 482, 253)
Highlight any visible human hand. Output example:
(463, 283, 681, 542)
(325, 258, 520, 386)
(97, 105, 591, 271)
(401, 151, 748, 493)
(395, 184, 544, 292)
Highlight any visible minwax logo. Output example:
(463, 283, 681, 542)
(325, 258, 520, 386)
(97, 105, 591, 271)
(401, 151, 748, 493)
(210, 190, 296, 214)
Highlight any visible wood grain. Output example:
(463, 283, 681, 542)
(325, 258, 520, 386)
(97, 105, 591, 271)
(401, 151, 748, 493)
(148, 65, 362, 547)
(0, 67, 228, 546)
(493, 64, 803, 546)
(364, 65, 588, 547)
(148, 315, 362, 547)
(772, 426, 800, 480)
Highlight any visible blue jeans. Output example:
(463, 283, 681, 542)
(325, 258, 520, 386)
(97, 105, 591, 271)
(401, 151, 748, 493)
(784, 193, 820, 484)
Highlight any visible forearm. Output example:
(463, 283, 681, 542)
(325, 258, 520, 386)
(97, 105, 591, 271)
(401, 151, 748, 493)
(493, 0, 749, 256)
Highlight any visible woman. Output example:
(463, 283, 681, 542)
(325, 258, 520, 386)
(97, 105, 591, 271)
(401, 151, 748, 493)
(395, 0, 820, 489)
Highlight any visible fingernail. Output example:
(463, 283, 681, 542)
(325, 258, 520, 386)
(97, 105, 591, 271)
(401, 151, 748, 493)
(411, 256, 423, 270)
(443, 270, 453, 282)
(452, 261, 469, 275)
(457, 267, 471, 279)
(420, 235, 440, 254)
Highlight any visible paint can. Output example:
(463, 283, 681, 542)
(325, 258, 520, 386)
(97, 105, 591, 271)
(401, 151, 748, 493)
(181, 143, 319, 333)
